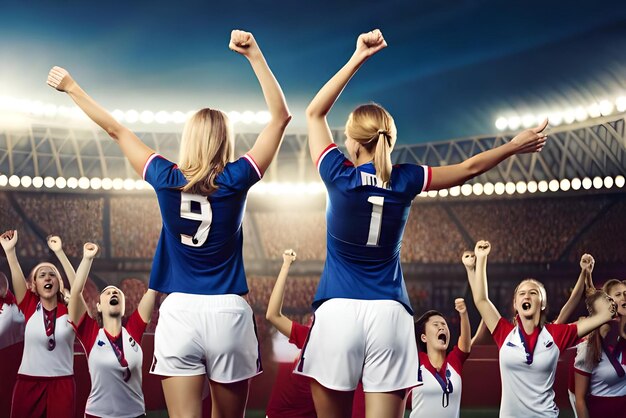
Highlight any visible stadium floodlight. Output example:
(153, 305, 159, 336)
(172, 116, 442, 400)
(563, 109, 576, 124)
(574, 107, 588, 122)
(102, 178, 113, 190)
(112, 178, 124, 190)
(582, 177, 592, 190)
(495, 117, 508, 130)
(0, 175, 7, 187)
(30, 101, 45, 117)
(461, 184, 472, 196)
(123, 179, 136, 191)
(172, 111, 187, 124)
(78, 177, 90, 190)
(8, 175, 20, 188)
(155, 111, 169, 124)
(548, 112, 563, 126)
(58, 106, 73, 119)
(604, 176, 614, 189)
(20, 176, 32, 188)
(538, 180, 548, 193)
(522, 114, 535, 128)
(507, 116, 521, 130)
(125, 110, 139, 123)
(598, 100, 613, 116)
(140, 111, 155, 124)
(55, 177, 67, 189)
(615, 175, 625, 188)
(43, 104, 58, 118)
(472, 183, 483, 196)
(505, 182, 516, 195)
(548, 179, 559, 192)
(241, 111, 255, 125)
(134, 179, 148, 190)
(417, 191, 428, 198)
(90, 178, 102, 190)
(494, 182, 505, 195)
(112, 109, 125, 121)
(559, 179, 571, 192)
(32, 177, 43, 188)
(587, 103, 601, 119)
(254, 111, 271, 124)
(571, 178, 581, 191)
(449, 186, 461, 197)
(438, 189, 449, 197)
(427, 190, 438, 198)
(228, 111, 241, 124)
(527, 181, 538, 193)
(44, 176, 55, 188)
(592, 176, 603, 189)
(67, 177, 78, 189)
(515, 181, 527, 194)
(616, 97, 626, 112)
(483, 183, 495, 196)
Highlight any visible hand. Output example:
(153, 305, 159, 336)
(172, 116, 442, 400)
(474, 240, 491, 259)
(83, 243, 99, 259)
(282, 249, 296, 264)
(355, 29, 387, 59)
(47, 66, 75, 92)
(454, 298, 467, 314)
(510, 119, 548, 154)
(47, 235, 63, 253)
(597, 295, 618, 320)
(0, 230, 18, 251)
(580, 253, 594, 274)
(462, 251, 476, 270)
(229, 30, 260, 58)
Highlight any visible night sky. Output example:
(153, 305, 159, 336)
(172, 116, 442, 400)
(1, 0, 625, 143)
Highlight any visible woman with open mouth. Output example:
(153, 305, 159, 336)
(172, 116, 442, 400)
(467, 240, 617, 418)
(68, 243, 157, 418)
(574, 279, 626, 417)
(0, 230, 76, 418)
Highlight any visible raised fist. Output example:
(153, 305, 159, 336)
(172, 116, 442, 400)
(355, 29, 387, 58)
(510, 119, 548, 154)
(47, 235, 63, 253)
(474, 240, 491, 258)
(229, 30, 259, 58)
(0, 230, 18, 251)
(83, 243, 99, 259)
(283, 249, 297, 264)
(454, 298, 467, 314)
(580, 254, 594, 274)
(47, 66, 74, 92)
(462, 251, 476, 269)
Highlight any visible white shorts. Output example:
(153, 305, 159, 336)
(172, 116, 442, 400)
(150, 293, 262, 383)
(294, 298, 419, 392)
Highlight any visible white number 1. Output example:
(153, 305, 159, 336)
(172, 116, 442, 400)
(180, 192, 212, 247)
(366, 196, 384, 246)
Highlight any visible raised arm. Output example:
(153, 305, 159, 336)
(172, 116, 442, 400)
(574, 372, 591, 418)
(465, 242, 501, 333)
(0, 230, 27, 304)
(68, 243, 98, 324)
(455, 298, 471, 353)
(575, 294, 616, 338)
(554, 254, 594, 324)
(265, 249, 297, 338)
(306, 29, 387, 162)
(229, 30, 291, 173)
(428, 120, 548, 190)
(137, 289, 158, 324)
(47, 67, 154, 177)
(47, 235, 76, 287)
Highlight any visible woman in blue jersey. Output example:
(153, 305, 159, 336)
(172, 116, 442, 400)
(48, 29, 291, 418)
(301, 28, 549, 417)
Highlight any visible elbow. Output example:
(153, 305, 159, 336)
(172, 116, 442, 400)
(461, 160, 483, 180)
(276, 112, 292, 128)
(104, 122, 126, 141)
(305, 104, 326, 120)
(265, 311, 277, 322)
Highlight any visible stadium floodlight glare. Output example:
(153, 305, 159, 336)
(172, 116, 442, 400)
(44, 176, 55, 188)
(615, 175, 625, 188)
(592, 176, 603, 189)
(102, 178, 113, 190)
(559, 179, 571, 192)
(522, 114, 535, 128)
(449, 186, 461, 197)
(90, 178, 102, 190)
(123, 179, 136, 191)
(112, 178, 124, 190)
(548, 112, 563, 126)
(571, 178, 581, 191)
(507, 116, 521, 130)
(598, 100, 613, 116)
(139, 111, 155, 124)
(495, 117, 508, 130)
(587, 103, 601, 119)
(228, 111, 241, 124)
(241, 111, 255, 125)
(172, 111, 187, 124)
(8, 175, 20, 188)
(461, 184, 473, 196)
(125, 110, 139, 123)
(78, 177, 90, 190)
(112, 109, 125, 121)
(255, 111, 271, 124)
(563, 109, 576, 124)
(43, 104, 58, 118)
(537, 180, 548, 193)
(55, 177, 67, 189)
(582, 177, 592, 190)
(438, 189, 449, 197)
(417, 191, 428, 198)
(58, 106, 73, 119)
(472, 183, 483, 196)
(515, 181, 527, 194)
(527, 181, 538, 193)
(427, 190, 438, 198)
(67, 177, 78, 189)
(0, 175, 7, 187)
(155, 111, 169, 124)
(494, 182, 505, 195)
(574, 107, 588, 122)
(616, 97, 626, 112)
(505, 182, 516, 195)
(32, 176, 43, 188)
(604, 176, 614, 189)
(20, 176, 32, 188)
(548, 179, 559, 192)
(134, 179, 148, 190)
(483, 182, 495, 196)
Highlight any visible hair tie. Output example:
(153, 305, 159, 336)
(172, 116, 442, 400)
(377, 129, 388, 136)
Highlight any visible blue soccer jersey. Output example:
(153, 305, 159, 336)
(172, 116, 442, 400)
(313, 144, 431, 314)
(143, 153, 262, 295)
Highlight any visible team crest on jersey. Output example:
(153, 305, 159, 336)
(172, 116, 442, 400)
(97, 340, 106, 346)
(129, 336, 139, 352)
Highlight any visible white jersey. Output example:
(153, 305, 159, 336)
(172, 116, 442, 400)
(492, 317, 578, 418)
(410, 346, 468, 418)
(0, 290, 25, 349)
(73, 310, 147, 418)
(18, 291, 74, 377)
(574, 339, 626, 397)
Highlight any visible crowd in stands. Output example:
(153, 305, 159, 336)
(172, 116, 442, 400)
(110, 196, 161, 258)
(571, 198, 626, 263)
(254, 211, 326, 260)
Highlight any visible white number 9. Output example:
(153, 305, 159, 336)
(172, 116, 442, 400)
(180, 192, 212, 247)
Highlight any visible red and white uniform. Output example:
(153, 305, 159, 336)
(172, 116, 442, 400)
(0, 290, 25, 349)
(574, 339, 626, 416)
(409, 346, 469, 418)
(73, 310, 147, 418)
(492, 317, 578, 418)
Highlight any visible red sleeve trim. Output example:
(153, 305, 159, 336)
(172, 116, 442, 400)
(289, 322, 311, 350)
(18, 291, 38, 321)
(142, 153, 160, 180)
(546, 323, 579, 351)
(573, 367, 592, 377)
(125, 310, 148, 344)
(492, 317, 514, 349)
(71, 313, 99, 355)
(243, 154, 263, 179)
(423, 166, 432, 192)
(316, 144, 338, 171)
(447, 345, 470, 374)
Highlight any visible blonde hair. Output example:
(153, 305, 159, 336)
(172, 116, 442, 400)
(178, 108, 234, 195)
(512, 278, 548, 327)
(28, 262, 66, 304)
(345, 103, 397, 188)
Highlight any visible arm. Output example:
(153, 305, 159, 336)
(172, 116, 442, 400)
(576, 296, 615, 338)
(471, 320, 489, 346)
(68, 243, 98, 324)
(137, 289, 158, 324)
(574, 372, 590, 418)
(229, 30, 291, 173)
(554, 254, 594, 324)
(47, 235, 76, 287)
(306, 29, 387, 162)
(0, 230, 27, 304)
(47, 67, 154, 177)
(466, 242, 502, 333)
(455, 298, 471, 353)
(265, 249, 297, 338)
(428, 120, 548, 190)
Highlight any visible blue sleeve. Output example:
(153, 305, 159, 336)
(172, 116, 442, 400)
(317, 145, 351, 186)
(219, 154, 262, 192)
(143, 154, 185, 191)
(398, 164, 431, 199)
